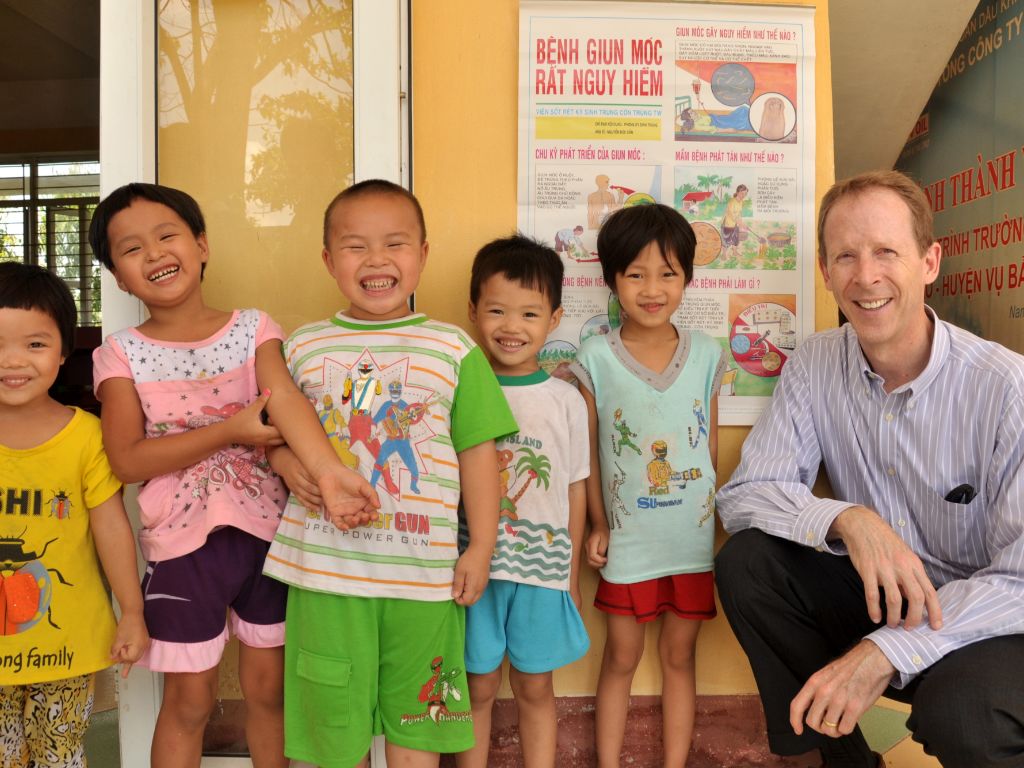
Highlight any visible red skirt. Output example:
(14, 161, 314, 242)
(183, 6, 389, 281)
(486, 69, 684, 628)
(595, 572, 716, 623)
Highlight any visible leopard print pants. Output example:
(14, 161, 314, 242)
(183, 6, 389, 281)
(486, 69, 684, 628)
(0, 674, 94, 768)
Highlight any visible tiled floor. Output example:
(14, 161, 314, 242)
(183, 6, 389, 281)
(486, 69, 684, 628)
(84, 699, 943, 767)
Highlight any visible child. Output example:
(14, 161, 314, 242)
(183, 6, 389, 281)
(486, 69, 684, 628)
(262, 179, 517, 768)
(456, 235, 590, 768)
(88, 183, 378, 768)
(570, 204, 726, 768)
(0, 262, 148, 767)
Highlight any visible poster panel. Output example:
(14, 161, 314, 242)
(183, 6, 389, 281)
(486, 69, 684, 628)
(897, 0, 1024, 352)
(518, 1, 816, 424)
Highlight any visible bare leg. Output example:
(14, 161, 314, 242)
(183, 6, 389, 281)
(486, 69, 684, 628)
(658, 615, 702, 768)
(151, 668, 219, 768)
(510, 667, 557, 768)
(456, 668, 502, 768)
(595, 614, 646, 768)
(238, 643, 287, 768)
(385, 742, 440, 768)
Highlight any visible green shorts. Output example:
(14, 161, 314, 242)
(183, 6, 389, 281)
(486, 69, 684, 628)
(284, 587, 473, 767)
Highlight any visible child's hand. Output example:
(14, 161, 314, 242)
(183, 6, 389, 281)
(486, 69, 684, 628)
(452, 544, 491, 606)
(268, 447, 323, 510)
(225, 390, 286, 447)
(586, 525, 609, 568)
(318, 466, 380, 530)
(110, 611, 149, 678)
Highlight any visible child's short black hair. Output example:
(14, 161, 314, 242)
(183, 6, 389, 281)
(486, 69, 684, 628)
(596, 204, 696, 288)
(89, 183, 207, 272)
(322, 179, 427, 247)
(0, 262, 77, 356)
(469, 234, 563, 310)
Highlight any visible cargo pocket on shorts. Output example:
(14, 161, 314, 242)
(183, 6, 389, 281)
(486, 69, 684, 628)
(297, 649, 352, 726)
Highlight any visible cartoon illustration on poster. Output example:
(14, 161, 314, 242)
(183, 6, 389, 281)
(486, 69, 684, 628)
(518, 1, 817, 424)
(675, 166, 797, 270)
(674, 61, 797, 143)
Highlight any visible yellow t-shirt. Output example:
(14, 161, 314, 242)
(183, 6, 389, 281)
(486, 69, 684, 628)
(723, 196, 743, 228)
(0, 408, 122, 685)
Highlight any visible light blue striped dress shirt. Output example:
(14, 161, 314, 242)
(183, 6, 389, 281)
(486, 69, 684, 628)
(717, 310, 1024, 686)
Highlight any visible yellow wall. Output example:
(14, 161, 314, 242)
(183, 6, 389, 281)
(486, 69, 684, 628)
(412, 0, 836, 697)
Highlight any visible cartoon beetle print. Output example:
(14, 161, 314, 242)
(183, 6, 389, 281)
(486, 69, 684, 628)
(0, 532, 72, 634)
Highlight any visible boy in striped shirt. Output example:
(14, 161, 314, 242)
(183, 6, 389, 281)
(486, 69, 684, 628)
(264, 180, 516, 768)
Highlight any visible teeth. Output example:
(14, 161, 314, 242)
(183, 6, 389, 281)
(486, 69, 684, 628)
(497, 339, 526, 349)
(857, 298, 889, 310)
(149, 266, 179, 282)
(362, 278, 396, 290)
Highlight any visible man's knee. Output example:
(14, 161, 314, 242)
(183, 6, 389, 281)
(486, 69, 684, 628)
(715, 528, 788, 603)
(909, 636, 1024, 768)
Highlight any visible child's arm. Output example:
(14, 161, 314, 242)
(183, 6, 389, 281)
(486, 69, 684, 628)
(255, 342, 379, 528)
(267, 445, 323, 511)
(89, 491, 148, 677)
(568, 478, 587, 611)
(452, 439, 501, 606)
(98, 377, 283, 484)
(580, 386, 609, 568)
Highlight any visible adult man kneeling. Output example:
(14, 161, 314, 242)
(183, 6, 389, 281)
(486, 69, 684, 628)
(716, 170, 1024, 768)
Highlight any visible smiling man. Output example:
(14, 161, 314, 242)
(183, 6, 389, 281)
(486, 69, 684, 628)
(715, 170, 1024, 768)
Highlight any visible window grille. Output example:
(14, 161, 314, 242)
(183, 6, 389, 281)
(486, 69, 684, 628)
(0, 158, 101, 326)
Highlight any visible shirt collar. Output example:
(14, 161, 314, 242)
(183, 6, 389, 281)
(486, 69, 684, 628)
(844, 305, 949, 397)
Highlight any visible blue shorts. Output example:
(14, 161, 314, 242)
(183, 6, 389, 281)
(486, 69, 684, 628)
(464, 579, 589, 674)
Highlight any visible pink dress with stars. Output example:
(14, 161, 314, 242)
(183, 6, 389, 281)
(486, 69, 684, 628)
(93, 309, 288, 562)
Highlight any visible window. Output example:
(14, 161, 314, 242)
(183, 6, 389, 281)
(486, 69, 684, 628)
(0, 157, 102, 326)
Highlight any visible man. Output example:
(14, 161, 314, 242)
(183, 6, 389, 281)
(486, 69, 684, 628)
(716, 170, 1024, 768)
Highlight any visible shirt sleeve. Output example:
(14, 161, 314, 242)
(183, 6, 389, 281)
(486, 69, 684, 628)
(91, 335, 133, 395)
(257, 311, 286, 346)
(566, 386, 591, 484)
(81, 416, 123, 508)
(450, 345, 518, 453)
(715, 346, 857, 547)
(867, 391, 1024, 687)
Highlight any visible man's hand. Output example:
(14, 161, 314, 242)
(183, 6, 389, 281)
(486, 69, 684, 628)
(831, 506, 943, 630)
(790, 640, 895, 737)
(452, 543, 491, 606)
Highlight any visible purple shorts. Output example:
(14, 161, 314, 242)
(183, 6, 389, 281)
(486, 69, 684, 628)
(139, 526, 287, 672)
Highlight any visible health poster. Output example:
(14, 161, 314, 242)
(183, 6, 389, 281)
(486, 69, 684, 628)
(518, 1, 816, 424)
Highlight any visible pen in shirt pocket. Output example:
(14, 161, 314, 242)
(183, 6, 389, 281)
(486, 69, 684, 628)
(944, 483, 976, 504)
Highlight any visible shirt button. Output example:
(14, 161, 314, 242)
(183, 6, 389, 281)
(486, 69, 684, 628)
(884, 413, 894, 422)
(887, 468, 896, 476)
(907, 402, 915, 410)
(912, 654, 923, 665)
(898, 519, 906, 527)
(806, 532, 815, 542)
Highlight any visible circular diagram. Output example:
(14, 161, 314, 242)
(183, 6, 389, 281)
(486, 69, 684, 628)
(623, 192, 656, 207)
(729, 301, 796, 377)
(692, 221, 723, 266)
(750, 92, 796, 141)
(711, 63, 755, 106)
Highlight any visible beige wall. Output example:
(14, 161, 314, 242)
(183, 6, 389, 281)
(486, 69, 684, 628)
(412, 0, 837, 697)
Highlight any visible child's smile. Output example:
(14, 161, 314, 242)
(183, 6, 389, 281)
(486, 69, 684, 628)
(614, 241, 685, 334)
(107, 198, 209, 308)
(322, 192, 428, 321)
(470, 273, 562, 376)
(0, 307, 64, 411)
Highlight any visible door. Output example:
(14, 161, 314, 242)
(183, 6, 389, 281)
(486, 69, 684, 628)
(101, 1, 407, 763)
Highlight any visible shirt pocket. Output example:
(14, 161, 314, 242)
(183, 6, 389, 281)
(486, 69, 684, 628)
(911, 481, 985, 570)
(296, 649, 352, 727)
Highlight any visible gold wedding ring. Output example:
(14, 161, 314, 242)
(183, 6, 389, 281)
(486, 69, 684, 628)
(822, 719, 839, 728)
